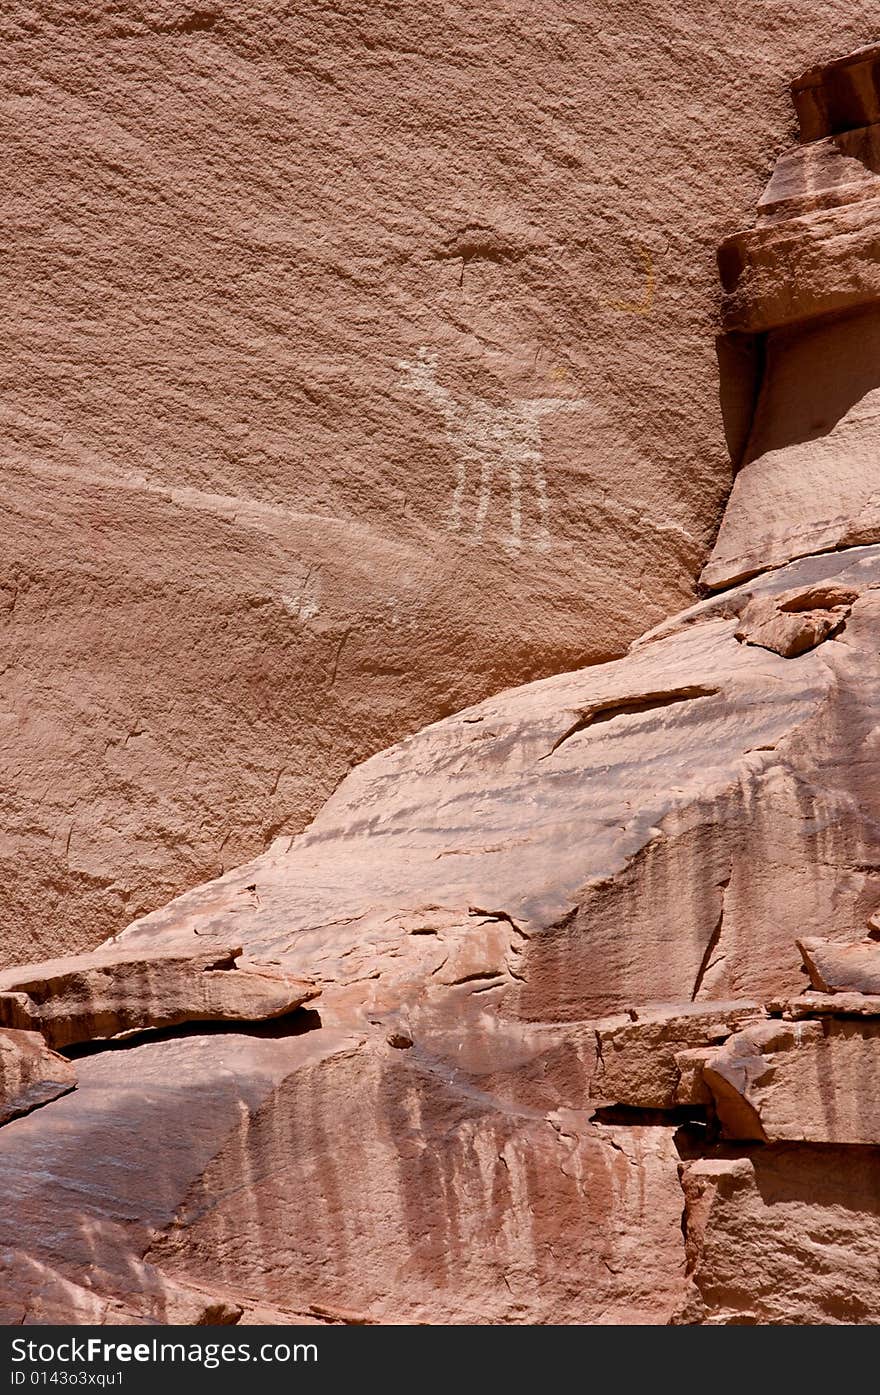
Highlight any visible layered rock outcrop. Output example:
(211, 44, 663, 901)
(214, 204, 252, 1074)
(4, 2, 880, 967)
(0, 944, 318, 1049)
(8, 39, 880, 1327)
(707, 43, 880, 588)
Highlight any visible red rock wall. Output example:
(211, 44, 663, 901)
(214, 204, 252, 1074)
(5, 2, 880, 965)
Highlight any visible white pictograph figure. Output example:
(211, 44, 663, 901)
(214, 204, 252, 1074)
(398, 348, 585, 552)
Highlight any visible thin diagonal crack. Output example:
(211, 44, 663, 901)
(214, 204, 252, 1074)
(691, 875, 731, 1001)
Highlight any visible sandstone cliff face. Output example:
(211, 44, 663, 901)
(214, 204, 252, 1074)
(5, 2, 880, 965)
(8, 33, 880, 1329)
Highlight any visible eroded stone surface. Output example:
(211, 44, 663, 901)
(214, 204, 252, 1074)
(798, 935, 880, 994)
(677, 1148, 880, 1324)
(5, 532, 880, 1321)
(0, 1028, 76, 1126)
(793, 43, 880, 143)
(11, 34, 880, 1321)
(704, 1016, 880, 1144)
(5, 538, 880, 1320)
(0, 945, 318, 1049)
(0, 1029, 688, 1325)
(768, 990, 880, 1018)
(13, 0, 867, 966)
(704, 308, 880, 587)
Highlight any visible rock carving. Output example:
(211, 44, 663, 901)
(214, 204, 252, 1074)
(398, 348, 585, 552)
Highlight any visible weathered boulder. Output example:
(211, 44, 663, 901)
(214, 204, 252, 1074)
(734, 584, 856, 658)
(0, 1028, 76, 1125)
(703, 1015, 880, 1144)
(798, 934, 880, 994)
(0, 945, 319, 1049)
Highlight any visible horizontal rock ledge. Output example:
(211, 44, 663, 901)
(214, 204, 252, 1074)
(0, 945, 320, 1050)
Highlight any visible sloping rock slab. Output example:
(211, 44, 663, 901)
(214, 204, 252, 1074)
(0, 946, 318, 1050)
(0, 1028, 76, 1125)
(10, 543, 880, 1320)
(798, 935, 880, 994)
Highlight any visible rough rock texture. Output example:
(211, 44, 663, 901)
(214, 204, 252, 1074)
(798, 934, 880, 994)
(5, 3, 880, 967)
(0, 1028, 76, 1125)
(678, 1147, 880, 1324)
(7, 534, 880, 1322)
(734, 583, 855, 657)
(117, 543, 880, 1019)
(12, 35, 880, 1329)
(0, 945, 318, 1049)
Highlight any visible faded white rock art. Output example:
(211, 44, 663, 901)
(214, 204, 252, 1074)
(398, 348, 585, 552)
(280, 566, 322, 622)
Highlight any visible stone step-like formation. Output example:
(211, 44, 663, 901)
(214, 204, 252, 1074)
(704, 43, 880, 591)
(593, 1002, 765, 1109)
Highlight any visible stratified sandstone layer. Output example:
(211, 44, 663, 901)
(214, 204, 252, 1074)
(5, 3, 880, 966)
(706, 45, 880, 589)
(11, 33, 880, 1330)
